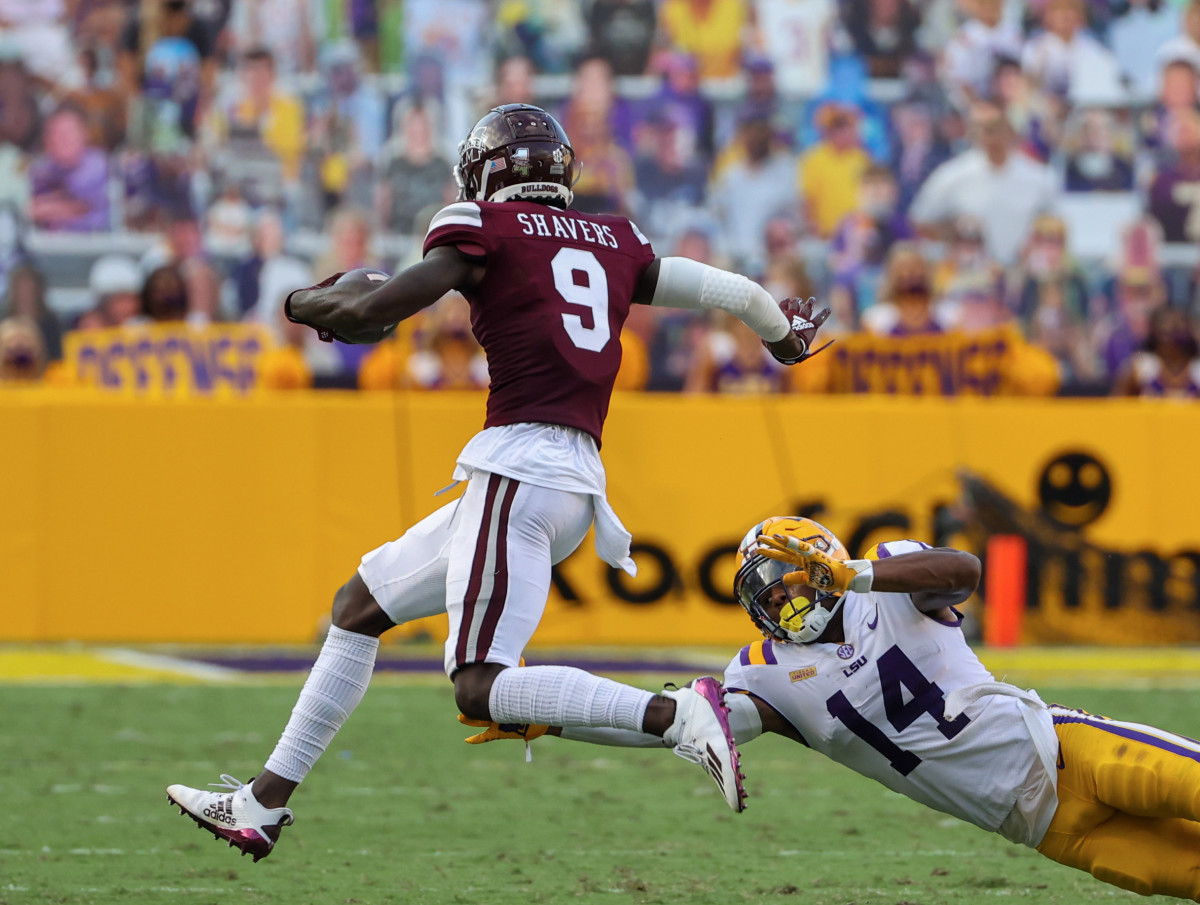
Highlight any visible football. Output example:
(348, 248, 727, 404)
(336, 268, 391, 286)
(336, 268, 397, 342)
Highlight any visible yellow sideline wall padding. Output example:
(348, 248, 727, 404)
(3, 390, 1200, 645)
(1, 392, 405, 643)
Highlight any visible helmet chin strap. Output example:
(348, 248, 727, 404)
(786, 593, 847, 644)
(478, 159, 492, 202)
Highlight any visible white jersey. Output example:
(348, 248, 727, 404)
(723, 540, 1059, 846)
(452, 422, 635, 576)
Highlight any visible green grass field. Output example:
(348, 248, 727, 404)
(1, 677, 1196, 905)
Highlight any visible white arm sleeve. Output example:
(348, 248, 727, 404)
(649, 256, 791, 342)
(559, 727, 669, 748)
(725, 691, 764, 744)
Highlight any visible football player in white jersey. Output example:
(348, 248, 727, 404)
(469, 516, 1200, 901)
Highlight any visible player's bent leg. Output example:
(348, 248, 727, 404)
(331, 573, 397, 636)
(453, 662, 508, 721)
(254, 499, 462, 807)
(443, 475, 570, 676)
(254, 575, 391, 805)
(168, 499, 463, 859)
(1092, 723, 1200, 823)
(1037, 709, 1200, 898)
(166, 575, 389, 858)
(248, 575, 395, 808)
(1039, 812, 1200, 900)
(443, 475, 746, 810)
(1051, 708, 1200, 821)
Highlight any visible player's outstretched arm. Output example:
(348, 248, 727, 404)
(286, 246, 484, 344)
(871, 548, 981, 612)
(757, 539, 979, 613)
(632, 256, 829, 364)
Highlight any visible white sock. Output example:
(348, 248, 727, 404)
(487, 665, 654, 732)
(263, 626, 379, 783)
(560, 726, 668, 748)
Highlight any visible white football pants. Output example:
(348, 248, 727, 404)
(357, 472, 593, 676)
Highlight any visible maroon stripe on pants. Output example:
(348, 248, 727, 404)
(455, 473, 503, 667)
(473, 478, 521, 662)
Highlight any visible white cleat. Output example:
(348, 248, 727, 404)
(166, 774, 293, 862)
(662, 677, 748, 812)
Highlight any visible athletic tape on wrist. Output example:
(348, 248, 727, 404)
(847, 561, 874, 593)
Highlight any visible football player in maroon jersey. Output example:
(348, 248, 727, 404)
(166, 105, 828, 859)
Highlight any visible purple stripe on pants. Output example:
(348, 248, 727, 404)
(1052, 714, 1200, 764)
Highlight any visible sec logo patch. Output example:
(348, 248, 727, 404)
(837, 644, 855, 660)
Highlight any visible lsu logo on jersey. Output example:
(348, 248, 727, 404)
(842, 655, 869, 677)
(789, 666, 817, 683)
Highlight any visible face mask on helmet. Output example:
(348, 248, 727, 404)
(454, 104, 580, 208)
(733, 516, 850, 644)
(733, 554, 794, 641)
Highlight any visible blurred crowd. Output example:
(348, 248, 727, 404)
(3, 0, 1200, 397)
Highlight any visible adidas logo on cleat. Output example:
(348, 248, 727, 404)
(704, 744, 728, 795)
(203, 805, 236, 826)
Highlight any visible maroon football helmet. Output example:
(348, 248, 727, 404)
(454, 104, 578, 209)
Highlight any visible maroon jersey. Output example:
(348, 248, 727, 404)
(423, 200, 655, 445)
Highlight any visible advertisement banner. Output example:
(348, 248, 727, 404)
(3, 392, 1200, 645)
(63, 324, 273, 397)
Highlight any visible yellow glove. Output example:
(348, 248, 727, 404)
(755, 534, 873, 594)
(457, 714, 550, 745)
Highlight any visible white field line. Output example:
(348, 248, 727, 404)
(96, 648, 244, 681)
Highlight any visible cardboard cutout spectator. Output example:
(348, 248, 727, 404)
(862, 243, 945, 337)
(30, 104, 110, 232)
(709, 111, 797, 274)
(205, 46, 304, 208)
(659, 0, 748, 80)
(234, 209, 312, 320)
(118, 0, 215, 144)
(910, 100, 1058, 265)
(379, 105, 452, 234)
(1, 263, 60, 360)
(1014, 215, 1095, 380)
(1147, 109, 1200, 243)
(80, 255, 142, 330)
(587, 0, 656, 76)
(1063, 109, 1135, 191)
(308, 40, 385, 213)
(1021, 0, 1119, 100)
(1109, 0, 1180, 100)
(1094, 266, 1167, 377)
(799, 103, 871, 238)
(752, 0, 835, 96)
(841, 0, 921, 79)
(1114, 307, 1200, 397)
(941, 0, 1023, 109)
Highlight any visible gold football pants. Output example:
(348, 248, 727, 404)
(1036, 707, 1200, 900)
